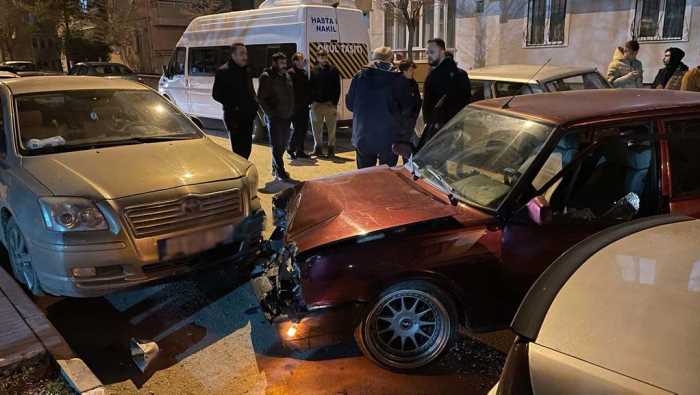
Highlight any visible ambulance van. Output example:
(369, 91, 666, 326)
(158, 0, 370, 132)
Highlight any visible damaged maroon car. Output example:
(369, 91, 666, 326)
(251, 90, 700, 371)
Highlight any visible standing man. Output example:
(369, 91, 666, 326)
(606, 40, 643, 88)
(287, 52, 312, 159)
(399, 60, 422, 139)
(258, 53, 295, 181)
(421, 38, 470, 143)
(652, 47, 689, 90)
(212, 43, 258, 159)
(309, 49, 341, 159)
(346, 47, 413, 169)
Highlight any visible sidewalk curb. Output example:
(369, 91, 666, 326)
(0, 268, 105, 395)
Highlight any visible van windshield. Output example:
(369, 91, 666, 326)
(15, 90, 202, 155)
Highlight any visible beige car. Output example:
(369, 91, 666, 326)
(490, 215, 700, 394)
(468, 64, 610, 102)
(0, 76, 264, 297)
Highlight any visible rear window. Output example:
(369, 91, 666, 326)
(545, 72, 609, 91)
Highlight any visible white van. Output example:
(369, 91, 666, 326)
(158, 0, 369, 132)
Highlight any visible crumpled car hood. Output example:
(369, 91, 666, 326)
(285, 166, 459, 252)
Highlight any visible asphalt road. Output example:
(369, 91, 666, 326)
(33, 129, 513, 394)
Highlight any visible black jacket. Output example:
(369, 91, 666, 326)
(288, 66, 311, 113)
(422, 57, 471, 127)
(406, 77, 422, 127)
(257, 67, 295, 120)
(346, 61, 414, 152)
(310, 64, 341, 104)
(212, 60, 258, 115)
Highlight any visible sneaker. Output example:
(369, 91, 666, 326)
(326, 146, 336, 159)
(287, 150, 297, 160)
(311, 148, 324, 157)
(296, 151, 311, 159)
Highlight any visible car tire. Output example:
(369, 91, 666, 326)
(6, 217, 44, 296)
(355, 280, 456, 371)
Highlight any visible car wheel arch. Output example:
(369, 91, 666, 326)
(370, 271, 468, 327)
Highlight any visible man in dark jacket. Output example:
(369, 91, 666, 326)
(398, 60, 422, 150)
(422, 38, 470, 133)
(652, 47, 689, 90)
(346, 47, 413, 169)
(212, 43, 258, 159)
(258, 52, 295, 181)
(287, 52, 312, 159)
(309, 50, 341, 158)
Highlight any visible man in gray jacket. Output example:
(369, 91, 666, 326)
(258, 52, 295, 181)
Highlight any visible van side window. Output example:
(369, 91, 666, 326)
(172, 47, 186, 75)
(667, 119, 700, 198)
(246, 43, 297, 77)
(189, 47, 222, 76)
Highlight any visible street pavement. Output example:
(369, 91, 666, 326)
(32, 129, 513, 395)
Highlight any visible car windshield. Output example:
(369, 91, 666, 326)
(16, 89, 201, 155)
(545, 72, 609, 91)
(89, 65, 133, 76)
(414, 107, 553, 210)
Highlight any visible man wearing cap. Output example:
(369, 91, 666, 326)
(309, 49, 342, 159)
(346, 47, 413, 169)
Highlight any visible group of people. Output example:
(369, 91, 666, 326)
(607, 39, 700, 91)
(212, 38, 471, 181)
(212, 43, 341, 181)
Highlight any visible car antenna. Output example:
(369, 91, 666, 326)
(502, 58, 552, 109)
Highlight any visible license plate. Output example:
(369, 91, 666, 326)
(158, 225, 235, 261)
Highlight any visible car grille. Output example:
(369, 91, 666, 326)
(124, 189, 244, 238)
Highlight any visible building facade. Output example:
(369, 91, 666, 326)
(111, 0, 260, 74)
(371, 0, 700, 84)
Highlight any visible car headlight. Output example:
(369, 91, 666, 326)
(245, 165, 259, 199)
(39, 197, 109, 232)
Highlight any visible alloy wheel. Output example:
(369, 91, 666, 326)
(7, 220, 39, 292)
(364, 289, 451, 369)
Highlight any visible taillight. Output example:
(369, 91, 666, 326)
(497, 337, 533, 395)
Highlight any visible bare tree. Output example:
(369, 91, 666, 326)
(89, 0, 142, 69)
(183, 0, 232, 16)
(383, 0, 429, 61)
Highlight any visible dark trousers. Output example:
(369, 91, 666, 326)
(268, 117, 292, 177)
(288, 108, 309, 154)
(356, 147, 398, 169)
(224, 111, 255, 159)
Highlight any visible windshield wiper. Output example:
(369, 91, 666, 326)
(132, 134, 196, 142)
(422, 167, 460, 206)
(25, 139, 143, 154)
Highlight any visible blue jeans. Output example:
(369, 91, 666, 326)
(356, 147, 398, 169)
(267, 117, 292, 177)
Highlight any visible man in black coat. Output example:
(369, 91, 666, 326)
(398, 60, 422, 149)
(258, 52, 295, 181)
(422, 38, 470, 134)
(212, 43, 258, 159)
(309, 50, 341, 158)
(287, 52, 312, 159)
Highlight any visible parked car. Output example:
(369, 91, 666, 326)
(0, 71, 18, 79)
(69, 62, 142, 82)
(489, 214, 700, 395)
(468, 64, 611, 102)
(0, 61, 38, 72)
(0, 76, 264, 297)
(251, 89, 700, 371)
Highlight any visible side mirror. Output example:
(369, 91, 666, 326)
(527, 196, 552, 225)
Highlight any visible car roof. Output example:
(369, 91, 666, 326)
(531, 217, 700, 394)
(472, 89, 700, 126)
(76, 62, 127, 67)
(468, 64, 599, 83)
(0, 76, 149, 95)
(0, 71, 18, 78)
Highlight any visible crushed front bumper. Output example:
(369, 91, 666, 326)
(250, 188, 360, 350)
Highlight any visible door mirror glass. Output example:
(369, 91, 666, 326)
(527, 196, 552, 225)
